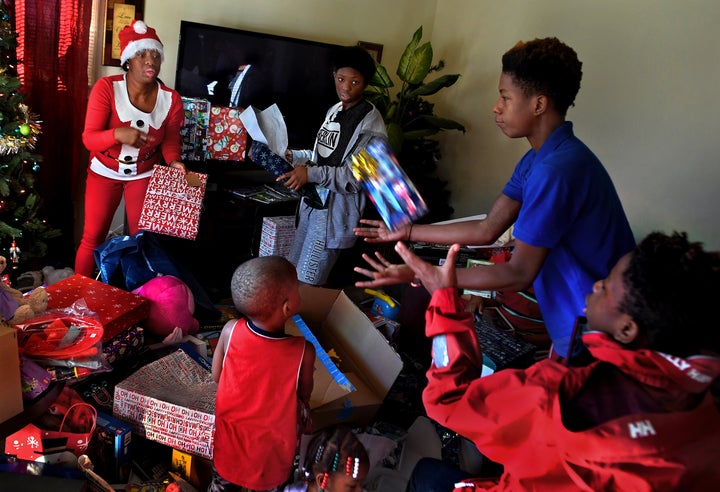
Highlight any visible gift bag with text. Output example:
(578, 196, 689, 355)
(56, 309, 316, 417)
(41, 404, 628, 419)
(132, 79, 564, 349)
(138, 165, 208, 240)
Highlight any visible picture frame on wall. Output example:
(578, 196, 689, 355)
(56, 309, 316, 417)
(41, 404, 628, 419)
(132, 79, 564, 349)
(358, 41, 383, 63)
(103, 0, 145, 66)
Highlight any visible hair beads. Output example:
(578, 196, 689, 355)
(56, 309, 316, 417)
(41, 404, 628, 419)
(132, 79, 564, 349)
(305, 425, 368, 490)
(345, 456, 360, 479)
(320, 472, 329, 491)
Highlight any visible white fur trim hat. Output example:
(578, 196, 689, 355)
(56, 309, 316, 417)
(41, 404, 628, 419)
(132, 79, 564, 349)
(119, 20, 164, 66)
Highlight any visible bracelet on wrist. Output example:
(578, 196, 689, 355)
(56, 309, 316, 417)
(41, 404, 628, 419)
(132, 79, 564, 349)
(407, 223, 414, 242)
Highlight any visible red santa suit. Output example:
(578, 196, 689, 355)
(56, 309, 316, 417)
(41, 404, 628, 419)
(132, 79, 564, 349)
(82, 74, 184, 179)
(422, 288, 720, 491)
(214, 319, 309, 490)
(75, 74, 184, 277)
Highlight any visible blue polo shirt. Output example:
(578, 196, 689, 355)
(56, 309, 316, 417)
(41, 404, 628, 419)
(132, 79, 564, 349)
(503, 122, 635, 357)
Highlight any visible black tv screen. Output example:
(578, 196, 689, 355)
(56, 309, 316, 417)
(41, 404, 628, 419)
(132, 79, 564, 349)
(175, 21, 342, 149)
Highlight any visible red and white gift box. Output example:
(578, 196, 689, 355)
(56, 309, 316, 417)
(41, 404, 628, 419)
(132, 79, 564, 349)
(138, 165, 208, 240)
(113, 349, 216, 459)
(258, 215, 296, 258)
(46, 274, 149, 342)
(206, 105, 248, 161)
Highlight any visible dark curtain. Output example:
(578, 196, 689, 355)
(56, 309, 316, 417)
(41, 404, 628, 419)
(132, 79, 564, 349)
(14, 0, 91, 264)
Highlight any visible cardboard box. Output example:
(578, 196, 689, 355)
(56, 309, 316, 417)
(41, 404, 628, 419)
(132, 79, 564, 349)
(287, 285, 403, 429)
(112, 349, 216, 459)
(45, 274, 150, 342)
(89, 411, 133, 483)
(0, 324, 23, 423)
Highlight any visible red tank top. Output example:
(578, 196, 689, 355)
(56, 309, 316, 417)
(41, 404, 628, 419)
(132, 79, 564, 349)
(214, 319, 307, 489)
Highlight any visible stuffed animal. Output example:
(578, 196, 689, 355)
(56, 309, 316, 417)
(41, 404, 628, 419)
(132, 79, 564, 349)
(0, 255, 49, 324)
(0, 282, 49, 325)
(132, 275, 199, 337)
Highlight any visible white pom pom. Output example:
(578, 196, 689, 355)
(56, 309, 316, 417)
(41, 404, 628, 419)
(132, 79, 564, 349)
(134, 20, 148, 34)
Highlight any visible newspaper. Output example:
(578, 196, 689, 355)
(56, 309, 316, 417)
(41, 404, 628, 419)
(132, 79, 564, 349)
(239, 103, 288, 156)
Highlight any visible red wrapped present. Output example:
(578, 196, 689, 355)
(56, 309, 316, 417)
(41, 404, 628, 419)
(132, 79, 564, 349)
(46, 274, 149, 342)
(206, 105, 248, 161)
(138, 165, 208, 240)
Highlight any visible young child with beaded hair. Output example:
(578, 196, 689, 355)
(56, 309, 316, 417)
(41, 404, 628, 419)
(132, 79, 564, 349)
(284, 425, 369, 492)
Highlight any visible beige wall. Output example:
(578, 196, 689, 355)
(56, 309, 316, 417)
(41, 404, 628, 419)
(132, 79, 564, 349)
(105, 0, 720, 249)
(432, 0, 720, 249)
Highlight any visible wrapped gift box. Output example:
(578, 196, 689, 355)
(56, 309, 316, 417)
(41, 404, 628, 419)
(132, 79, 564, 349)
(113, 349, 216, 459)
(206, 105, 248, 161)
(45, 274, 149, 342)
(138, 165, 208, 241)
(103, 325, 145, 365)
(180, 97, 211, 162)
(258, 215, 295, 257)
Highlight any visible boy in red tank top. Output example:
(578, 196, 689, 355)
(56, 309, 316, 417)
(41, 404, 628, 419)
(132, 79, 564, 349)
(211, 256, 316, 492)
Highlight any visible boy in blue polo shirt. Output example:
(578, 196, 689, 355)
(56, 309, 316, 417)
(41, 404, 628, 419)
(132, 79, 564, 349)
(354, 37, 635, 359)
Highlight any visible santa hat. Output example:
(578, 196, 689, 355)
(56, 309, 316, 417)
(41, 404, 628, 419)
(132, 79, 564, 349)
(119, 20, 164, 66)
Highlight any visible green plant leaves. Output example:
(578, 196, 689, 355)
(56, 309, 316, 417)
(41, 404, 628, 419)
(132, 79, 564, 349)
(363, 25, 464, 222)
(398, 42, 433, 85)
(408, 74, 461, 97)
(386, 122, 405, 155)
(370, 64, 394, 89)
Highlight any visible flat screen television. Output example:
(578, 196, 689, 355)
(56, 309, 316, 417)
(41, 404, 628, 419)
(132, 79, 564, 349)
(175, 20, 342, 149)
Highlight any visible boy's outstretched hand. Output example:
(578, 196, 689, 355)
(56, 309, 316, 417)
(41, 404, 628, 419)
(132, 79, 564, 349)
(354, 219, 409, 243)
(394, 242, 461, 294)
(354, 250, 415, 288)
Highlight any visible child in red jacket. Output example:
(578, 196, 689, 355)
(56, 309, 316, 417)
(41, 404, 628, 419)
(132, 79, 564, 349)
(399, 231, 720, 491)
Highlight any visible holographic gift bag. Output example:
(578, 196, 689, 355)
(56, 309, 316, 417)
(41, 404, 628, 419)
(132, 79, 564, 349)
(349, 137, 428, 230)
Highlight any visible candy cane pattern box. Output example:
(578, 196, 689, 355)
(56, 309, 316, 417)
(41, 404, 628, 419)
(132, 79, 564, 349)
(138, 165, 208, 240)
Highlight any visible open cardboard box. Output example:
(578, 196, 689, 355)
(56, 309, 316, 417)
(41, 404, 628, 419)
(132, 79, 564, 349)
(287, 285, 403, 429)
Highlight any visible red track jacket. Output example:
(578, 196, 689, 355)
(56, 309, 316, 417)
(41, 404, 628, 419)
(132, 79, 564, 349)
(423, 288, 720, 491)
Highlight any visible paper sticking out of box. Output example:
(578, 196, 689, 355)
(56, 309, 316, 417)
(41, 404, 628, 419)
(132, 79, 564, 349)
(286, 285, 403, 429)
(349, 137, 428, 231)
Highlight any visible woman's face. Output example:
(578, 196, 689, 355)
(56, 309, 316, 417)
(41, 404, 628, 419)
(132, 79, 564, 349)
(127, 49, 162, 82)
(333, 67, 367, 109)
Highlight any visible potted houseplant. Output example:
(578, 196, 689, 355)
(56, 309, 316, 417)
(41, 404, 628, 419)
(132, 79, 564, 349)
(365, 26, 465, 223)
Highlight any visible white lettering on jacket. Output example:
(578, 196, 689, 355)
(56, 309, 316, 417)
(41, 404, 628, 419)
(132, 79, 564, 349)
(659, 353, 712, 383)
(628, 419, 656, 439)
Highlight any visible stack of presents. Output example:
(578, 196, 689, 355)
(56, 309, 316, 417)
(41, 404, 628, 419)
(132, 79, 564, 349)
(180, 97, 248, 163)
(0, 267, 405, 490)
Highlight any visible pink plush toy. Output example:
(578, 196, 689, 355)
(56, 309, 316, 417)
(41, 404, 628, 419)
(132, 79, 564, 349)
(132, 275, 199, 337)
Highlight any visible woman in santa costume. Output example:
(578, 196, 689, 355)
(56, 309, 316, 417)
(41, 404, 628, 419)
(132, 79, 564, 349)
(75, 20, 185, 277)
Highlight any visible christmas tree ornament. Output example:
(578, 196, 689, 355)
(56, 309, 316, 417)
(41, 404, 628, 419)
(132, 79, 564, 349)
(9, 238, 20, 263)
(19, 123, 30, 135)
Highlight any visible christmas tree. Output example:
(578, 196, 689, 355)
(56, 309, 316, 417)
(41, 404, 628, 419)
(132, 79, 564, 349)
(0, 4, 59, 267)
